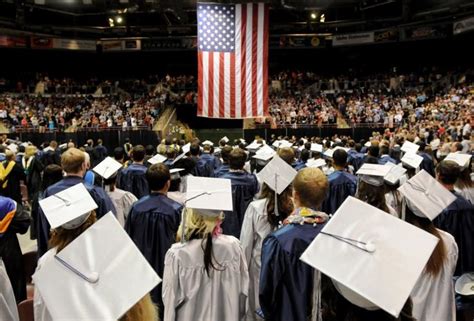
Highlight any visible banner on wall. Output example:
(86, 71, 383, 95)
(0, 36, 27, 48)
(277, 36, 325, 48)
(101, 39, 142, 51)
(453, 16, 474, 35)
(52, 38, 96, 51)
(142, 38, 196, 50)
(332, 32, 374, 46)
(405, 25, 447, 40)
(374, 29, 399, 43)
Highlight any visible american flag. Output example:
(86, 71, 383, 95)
(197, 3, 269, 119)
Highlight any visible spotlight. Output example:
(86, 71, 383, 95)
(310, 12, 317, 20)
(320, 14, 325, 23)
(116, 16, 123, 24)
(108, 18, 114, 27)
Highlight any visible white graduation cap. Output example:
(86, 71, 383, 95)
(257, 155, 297, 216)
(171, 152, 186, 165)
(181, 143, 191, 154)
(383, 162, 407, 185)
(252, 145, 276, 162)
(401, 141, 419, 154)
(213, 147, 221, 154)
(306, 158, 326, 168)
(444, 152, 471, 169)
(39, 183, 98, 229)
(398, 170, 457, 221)
(170, 168, 185, 180)
(239, 138, 246, 144)
(257, 155, 297, 195)
(147, 153, 167, 165)
(202, 140, 214, 146)
(59, 143, 67, 150)
(93, 157, 123, 180)
(247, 141, 263, 151)
(300, 196, 438, 318)
(278, 140, 293, 149)
(32, 212, 161, 320)
(324, 148, 335, 158)
(455, 273, 474, 296)
(185, 176, 233, 216)
(220, 136, 230, 143)
(310, 143, 323, 153)
(364, 141, 372, 147)
(356, 164, 392, 187)
(272, 140, 281, 148)
(401, 152, 423, 169)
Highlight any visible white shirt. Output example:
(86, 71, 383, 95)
(105, 187, 138, 227)
(0, 259, 19, 321)
(240, 199, 274, 321)
(162, 235, 249, 321)
(34, 249, 56, 321)
(411, 230, 458, 321)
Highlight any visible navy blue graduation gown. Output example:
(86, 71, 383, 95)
(125, 193, 182, 313)
(348, 150, 365, 172)
(36, 176, 116, 257)
(419, 152, 435, 177)
(292, 160, 307, 171)
(201, 153, 221, 170)
(259, 222, 326, 321)
(117, 163, 149, 199)
(321, 170, 357, 215)
(214, 164, 230, 178)
(220, 171, 259, 237)
(434, 191, 474, 276)
(378, 155, 397, 165)
(190, 156, 214, 177)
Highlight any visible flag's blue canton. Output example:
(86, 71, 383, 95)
(197, 4, 235, 53)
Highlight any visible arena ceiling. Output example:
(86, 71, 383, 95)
(0, 0, 473, 38)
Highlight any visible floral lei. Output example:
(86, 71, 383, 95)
(282, 207, 329, 226)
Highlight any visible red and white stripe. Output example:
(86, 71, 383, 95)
(198, 3, 268, 119)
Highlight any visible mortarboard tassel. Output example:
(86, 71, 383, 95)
(274, 173, 279, 217)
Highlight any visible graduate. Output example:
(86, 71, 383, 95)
(189, 142, 214, 177)
(240, 156, 296, 321)
(162, 176, 249, 321)
(259, 167, 329, 321)
(214, 145, 232, 177)
(378, 145, 397, 165)
(0, 196, 29, 303)
(417, 142, 436, 177)
(36, 148, 116, 257)
(321, 149, 357, 215)
(446, 152, 474, 203)
(398, 170, 458, 321)
(93, 157, 138, 227)
(200, 141, 221, 170)
(33, 183, 160, 321)
(118, 145, 150, 199)
(0, 258, 19, 321)
(125, 163, 183, 315)
(356, 164, 398, 216)
(21, 145, 44, 199)
(300, 197, 437, 321)
(433, 160, 474, 276)
(383, 163, 407, 218)
(221, 148, 259, 237)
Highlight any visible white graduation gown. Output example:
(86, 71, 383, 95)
(106, 187, 138, 227)
(33, 249, 56, 321)
(240, 199, 274, 321)
(0, 258, 19, 321)
(411, 229, 458, 321)
(162, 235, 249, 321)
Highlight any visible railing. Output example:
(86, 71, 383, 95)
(10, 125, 154, 134)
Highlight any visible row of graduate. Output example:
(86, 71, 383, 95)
(2, 135, 473, 321)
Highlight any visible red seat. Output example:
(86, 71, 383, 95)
(17, 299, 34, 321)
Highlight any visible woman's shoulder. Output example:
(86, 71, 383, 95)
(248, 198, 268, 214)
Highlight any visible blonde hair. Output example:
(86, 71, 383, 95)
(25, 145, 37, 158)
(5, 149, 15, 162)
(293, 168, 328, 209)
(120, 295, 158, 321)
(177, 208, 222, 242)
(61, 148, 86, 173)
